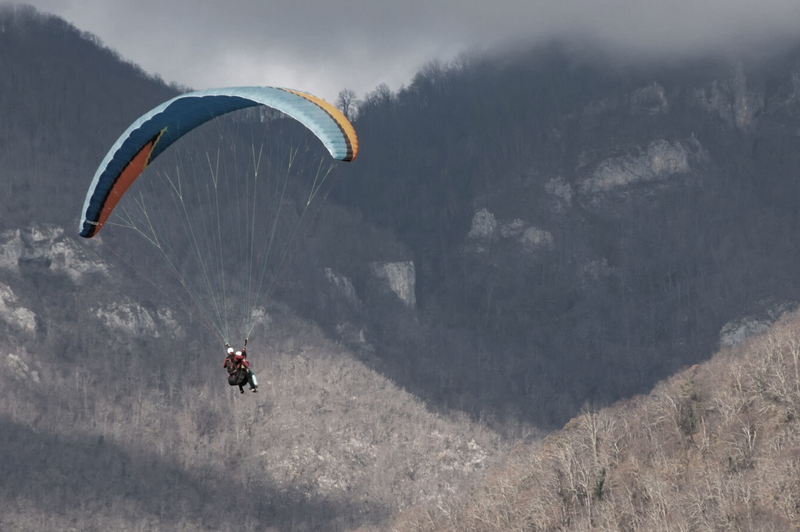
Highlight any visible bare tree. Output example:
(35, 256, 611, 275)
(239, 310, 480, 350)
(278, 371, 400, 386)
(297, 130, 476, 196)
(336, 88, 359, 121)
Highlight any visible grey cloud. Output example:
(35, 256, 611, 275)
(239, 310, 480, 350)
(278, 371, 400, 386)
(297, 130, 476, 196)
(21, 0, 800, 103)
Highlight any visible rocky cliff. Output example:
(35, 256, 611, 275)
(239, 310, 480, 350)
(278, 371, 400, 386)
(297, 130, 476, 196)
(333, 43, 800, 428)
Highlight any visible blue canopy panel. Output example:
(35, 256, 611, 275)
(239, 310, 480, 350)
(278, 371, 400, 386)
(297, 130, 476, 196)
(79, 86, 358, 238)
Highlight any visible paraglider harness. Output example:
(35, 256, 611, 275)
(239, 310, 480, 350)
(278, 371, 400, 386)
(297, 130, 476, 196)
(227, 360, 249, 387)
(224, 339, 256, 391)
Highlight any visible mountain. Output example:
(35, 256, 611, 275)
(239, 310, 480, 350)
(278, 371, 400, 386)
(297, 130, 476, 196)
(0, 6, 504, 531)
(329, 41, 800, 428)
(4, 3, 800, 531)
(0, 4, 180, 228)
(384, 310, 800, 531)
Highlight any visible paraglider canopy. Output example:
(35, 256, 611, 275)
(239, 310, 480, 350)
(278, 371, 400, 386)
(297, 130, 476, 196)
(78, 86, 359, 343)
(79, 86, 358, 239)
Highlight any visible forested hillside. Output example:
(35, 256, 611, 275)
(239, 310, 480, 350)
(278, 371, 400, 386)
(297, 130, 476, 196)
(383, 310, 800, 531)
(5, 3, 800, 531)
(329, 43, 800, 428)
(0, 4, 180, 227)
(0, 6, 502, 531)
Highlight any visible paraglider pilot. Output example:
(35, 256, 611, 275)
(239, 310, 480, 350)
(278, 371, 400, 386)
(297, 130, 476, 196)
(223, 340, 258, 394)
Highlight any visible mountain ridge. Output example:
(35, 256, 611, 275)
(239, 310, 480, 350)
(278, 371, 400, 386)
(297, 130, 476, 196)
(4, 4, 800, 530)
(383, 309, 800, 531)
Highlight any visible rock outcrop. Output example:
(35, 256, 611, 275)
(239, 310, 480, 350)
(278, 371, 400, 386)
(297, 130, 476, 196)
(325, 268, 359, 306)
(4, 352, 40, 384)
(630, 82, 668, 115)
(91, 298, 184, 339)
(466, 209, 553, 256)
(693, 61, 763, 131)
(719, 300, 797, 349)
(544, 177, 573, 212)
(0, 282, 36, 334)
(369, 261, 416, 308)
(0, 225, 107, 281)
(581, 139, 694, 193)
(465, 208, 498, 253)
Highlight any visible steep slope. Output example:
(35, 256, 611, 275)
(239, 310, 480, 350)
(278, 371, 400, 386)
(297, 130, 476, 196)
(332, 43, 800, 427)
(0, 4, 180, 229)
(6, 4, 800, 530)
(0, 270, 503, 530)
(0, 7, 503, 531)
(385, 310, 800, 531)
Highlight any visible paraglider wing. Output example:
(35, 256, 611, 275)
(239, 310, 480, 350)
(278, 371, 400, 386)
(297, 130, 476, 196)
(79, 86, 358, 238)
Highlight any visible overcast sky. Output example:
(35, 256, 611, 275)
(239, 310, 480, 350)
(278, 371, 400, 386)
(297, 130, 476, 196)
(20, 0, 800, 104)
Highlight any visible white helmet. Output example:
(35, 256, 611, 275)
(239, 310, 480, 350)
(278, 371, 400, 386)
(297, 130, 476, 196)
(235, 351, 242, 356)
(227, 347, 234, 354)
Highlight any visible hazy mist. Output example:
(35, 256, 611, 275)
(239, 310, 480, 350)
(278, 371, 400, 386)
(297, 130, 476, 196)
(19, 0, 800, 101)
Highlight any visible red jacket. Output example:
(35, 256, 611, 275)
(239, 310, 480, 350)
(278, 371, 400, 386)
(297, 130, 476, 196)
(235, 354, 250, 369)
(223, 348, 249, 372)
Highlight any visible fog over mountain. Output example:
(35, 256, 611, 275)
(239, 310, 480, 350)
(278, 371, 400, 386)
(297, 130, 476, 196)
(4, 4, 800, 531)
(20, 0, 800, 101)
